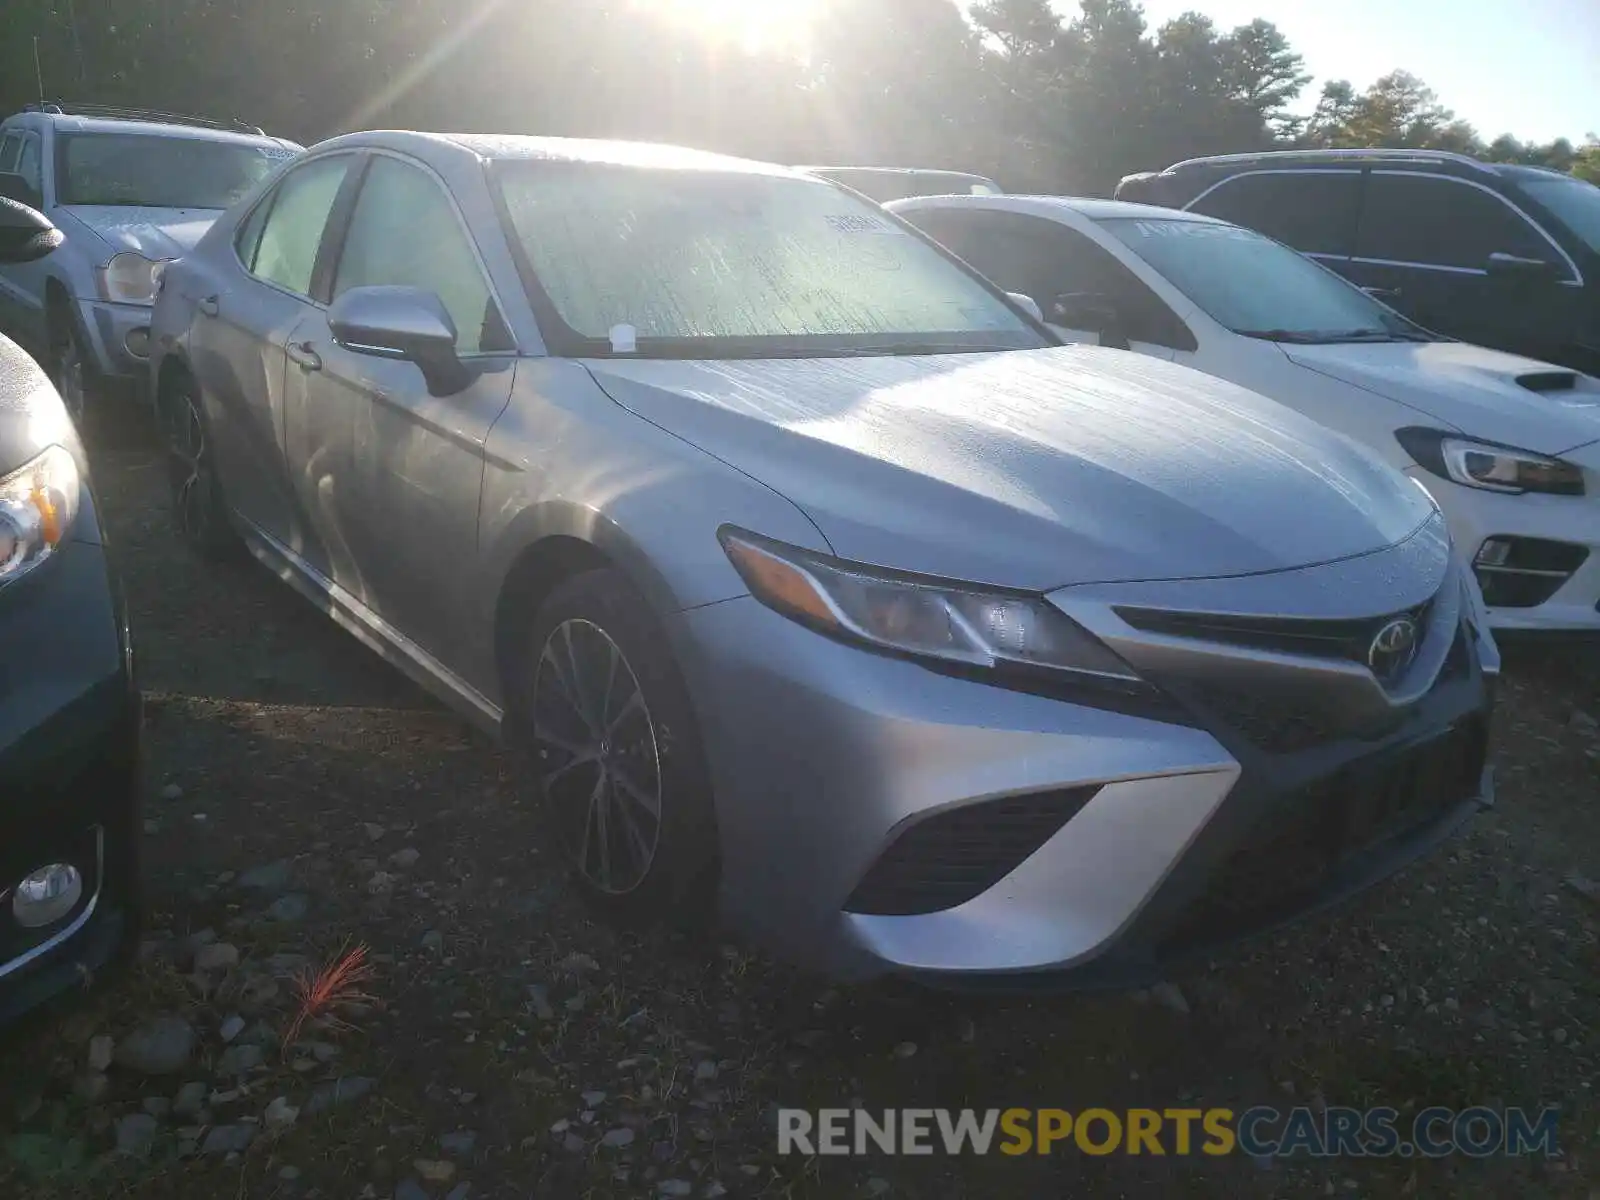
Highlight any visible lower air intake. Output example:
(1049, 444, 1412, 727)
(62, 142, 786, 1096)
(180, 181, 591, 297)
(843, 786, 1100, 917)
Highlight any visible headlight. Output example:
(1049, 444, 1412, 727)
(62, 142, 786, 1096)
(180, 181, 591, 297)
(97, 252, 171, 305)
(719, 527, 1147, 689)
(0, 446, 81, 587)
(1396, 427, 1584, 496)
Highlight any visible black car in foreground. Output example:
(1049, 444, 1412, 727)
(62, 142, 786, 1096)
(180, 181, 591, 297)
(0, 196, 140, 1025)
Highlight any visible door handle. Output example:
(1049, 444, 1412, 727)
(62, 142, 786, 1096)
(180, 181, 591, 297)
(287, 340, 322, 371)
(197, 295, 220, 317)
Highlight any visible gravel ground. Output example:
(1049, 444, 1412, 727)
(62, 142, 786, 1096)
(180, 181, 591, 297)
(1, 420, 1597, 1199)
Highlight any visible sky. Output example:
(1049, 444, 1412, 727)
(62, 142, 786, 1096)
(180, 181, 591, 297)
(1063, 0, 1600, 144)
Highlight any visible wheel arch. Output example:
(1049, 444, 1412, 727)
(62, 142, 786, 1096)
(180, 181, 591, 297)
(488, 501, 690, 704)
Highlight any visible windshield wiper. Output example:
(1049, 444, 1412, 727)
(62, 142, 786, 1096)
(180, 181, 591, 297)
(1237, 327, 1400, 344)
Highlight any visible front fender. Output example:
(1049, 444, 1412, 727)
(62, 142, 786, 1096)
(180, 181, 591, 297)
(467, 358, 832, 694)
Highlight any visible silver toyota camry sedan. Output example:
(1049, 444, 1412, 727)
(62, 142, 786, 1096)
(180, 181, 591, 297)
(149, 132, 1499, 987)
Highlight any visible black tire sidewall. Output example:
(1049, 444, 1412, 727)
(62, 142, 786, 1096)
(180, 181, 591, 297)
(512, 568, 719, 921)
(159, 372, 237, 559)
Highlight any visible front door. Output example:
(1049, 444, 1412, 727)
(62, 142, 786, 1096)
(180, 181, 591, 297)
(1345, 170, 1583, 362)
(286, 152, 516, 667)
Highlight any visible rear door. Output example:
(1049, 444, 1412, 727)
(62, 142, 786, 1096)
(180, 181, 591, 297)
(904, 207, 1191, 358)
(1184, 169, 1363, 270)
(189, 151, 359, 555)
(286, 151, 516, 666)
(1349, 170, 1582, 360)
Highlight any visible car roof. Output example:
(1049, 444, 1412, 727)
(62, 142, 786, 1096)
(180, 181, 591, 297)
(1153, 148, 1507, 179)
(887, 193, 1226, 225)
(797, 165, 994, 179)
(311, 130, 804, 178)
(17, 110, 295, 150)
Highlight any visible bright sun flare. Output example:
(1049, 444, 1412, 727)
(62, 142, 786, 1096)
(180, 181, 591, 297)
(631, 0, 821, 52)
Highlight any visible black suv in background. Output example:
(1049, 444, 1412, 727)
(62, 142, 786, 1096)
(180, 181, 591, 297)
(1117, 149, 1600, 375)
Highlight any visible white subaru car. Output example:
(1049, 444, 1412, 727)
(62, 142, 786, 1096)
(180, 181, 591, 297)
(890, 194, 1600, 636)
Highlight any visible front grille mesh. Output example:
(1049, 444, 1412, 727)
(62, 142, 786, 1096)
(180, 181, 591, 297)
(1116, 599, 1435, 668)
(843, 786, 1100, 917)
(1160, 719, 1487, 949)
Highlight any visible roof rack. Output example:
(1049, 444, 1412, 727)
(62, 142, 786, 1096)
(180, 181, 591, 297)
(1164, 147, 1496, 175)
(24, 101, 265, 137)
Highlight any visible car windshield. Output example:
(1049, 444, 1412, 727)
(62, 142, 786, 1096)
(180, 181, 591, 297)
(1100, 217, 1429, 343)
(1519, 176, 1600, 253)
(57, 133, 291, 209)
(494, 162, 1044, 358)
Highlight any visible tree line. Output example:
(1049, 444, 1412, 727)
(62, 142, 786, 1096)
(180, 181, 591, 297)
(4, 0, 1596, 196)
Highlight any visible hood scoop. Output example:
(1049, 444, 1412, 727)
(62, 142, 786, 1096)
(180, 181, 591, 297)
(1517, 371, 1578, 393)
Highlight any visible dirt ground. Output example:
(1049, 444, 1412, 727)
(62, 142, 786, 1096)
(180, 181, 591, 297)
(1, 418, 1597, 1199)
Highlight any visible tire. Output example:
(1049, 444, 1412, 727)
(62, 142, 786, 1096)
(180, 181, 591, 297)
(509, 568, 719, 922)
(159, 368, 238, 559)
(49, 313, 95, 428)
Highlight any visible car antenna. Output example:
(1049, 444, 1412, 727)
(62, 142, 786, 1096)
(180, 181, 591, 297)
(33, 37, 45, 105)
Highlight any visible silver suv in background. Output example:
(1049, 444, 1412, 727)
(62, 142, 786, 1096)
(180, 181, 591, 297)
(0, 103, 299, 421)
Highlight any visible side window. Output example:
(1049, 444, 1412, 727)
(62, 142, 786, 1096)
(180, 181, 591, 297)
(16, 134, 42, 192)
(251, 155, 353, 297)
(1189, 171, 1362, 257)
(234, 194, 273, 271)
(0, 133, 21, 173)
(1357, 173, 1553, 271)
(331, 155, 507, 353)
(907, 209, 1193, 350)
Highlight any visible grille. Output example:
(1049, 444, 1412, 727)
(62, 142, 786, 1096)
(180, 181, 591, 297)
(1115, 599, 1434, 668)
(1180, 626, 1474, 754)
(843, 786, 1100, 917)
(1160, 719, 1486, 949)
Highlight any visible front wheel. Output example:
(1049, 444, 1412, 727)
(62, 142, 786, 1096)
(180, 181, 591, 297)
(51, 321, 92, 428)
(510, 569, 719, 922)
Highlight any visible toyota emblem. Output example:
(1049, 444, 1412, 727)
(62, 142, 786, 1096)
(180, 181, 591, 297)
(1368, 616, 1420, 682)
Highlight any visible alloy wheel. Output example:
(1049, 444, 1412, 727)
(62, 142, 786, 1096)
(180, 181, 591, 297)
(531, 618, 663, 895)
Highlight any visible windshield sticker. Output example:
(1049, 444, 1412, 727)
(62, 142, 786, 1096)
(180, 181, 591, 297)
(608, 323, 637, 353)
(824, 213, 901, 234)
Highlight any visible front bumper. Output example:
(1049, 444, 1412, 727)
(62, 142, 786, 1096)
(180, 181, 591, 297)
(0, 533, 141, 1024)
(1412, 467, 1600, 635)
(73, 297, 155, 399)
(675, 578, 1493, 987)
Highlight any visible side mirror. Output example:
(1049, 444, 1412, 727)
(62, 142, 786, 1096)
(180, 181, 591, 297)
(1486, 252, 1560, 281)
(0, 195, 63, 264)
(0, 173, 43, 213)
(1051, 291, 1130, 350)
(1005, 291, 1044, 323)
(327, 285, 473, 396)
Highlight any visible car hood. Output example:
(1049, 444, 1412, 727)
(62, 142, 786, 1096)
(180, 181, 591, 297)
(585, 346, 1436, 591)
(1282, 339, 1600, 456)
(59, 205, 221, 260)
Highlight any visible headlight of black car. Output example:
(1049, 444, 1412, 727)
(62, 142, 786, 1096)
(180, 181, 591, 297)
(0, 445, 81, 587)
